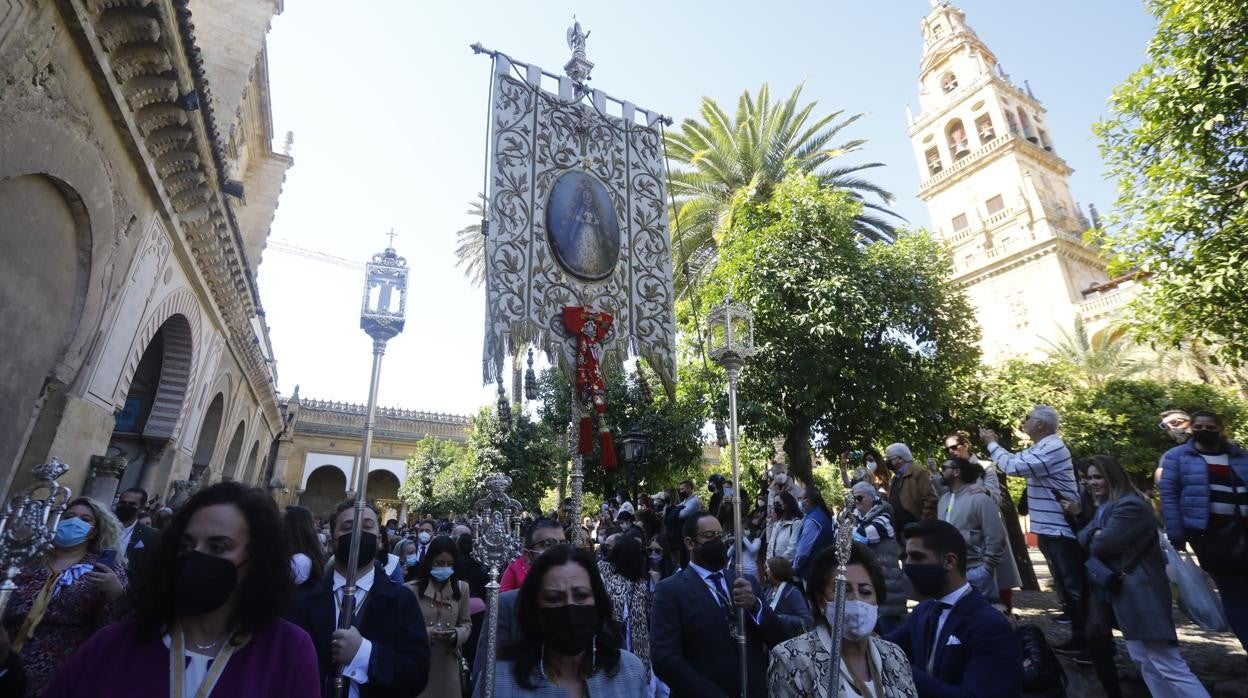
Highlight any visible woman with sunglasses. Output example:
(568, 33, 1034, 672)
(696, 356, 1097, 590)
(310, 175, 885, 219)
(849, 482, 908, 633)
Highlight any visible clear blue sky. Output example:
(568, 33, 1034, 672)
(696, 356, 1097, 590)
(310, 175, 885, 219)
(260, 0, 1156, 415)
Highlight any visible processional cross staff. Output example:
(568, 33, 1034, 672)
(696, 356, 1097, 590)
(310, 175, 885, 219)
(827, 492, 857, 698)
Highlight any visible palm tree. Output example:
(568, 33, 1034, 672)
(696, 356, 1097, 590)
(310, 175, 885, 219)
(1043, 318, 1144, 389)
(664, 83, 902, 295)
(453, 195, 487, 287)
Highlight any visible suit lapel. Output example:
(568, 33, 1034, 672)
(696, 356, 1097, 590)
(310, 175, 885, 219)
(932, 592, 975, 673)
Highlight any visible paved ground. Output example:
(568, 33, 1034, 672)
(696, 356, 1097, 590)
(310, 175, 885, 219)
(1014, 548, 1247, 697)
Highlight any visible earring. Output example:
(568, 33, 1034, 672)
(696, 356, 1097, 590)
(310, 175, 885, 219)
(539, 643, 546, 681)
(591, 634, 598, 671)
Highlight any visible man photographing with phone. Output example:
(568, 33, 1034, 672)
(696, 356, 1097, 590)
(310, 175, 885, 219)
(978, 405, 1085, 653)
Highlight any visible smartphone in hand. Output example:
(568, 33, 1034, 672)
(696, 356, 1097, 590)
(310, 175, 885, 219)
(98, 548, 118, 569)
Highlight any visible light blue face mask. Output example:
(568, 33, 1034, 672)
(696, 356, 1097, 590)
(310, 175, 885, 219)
(405, 554, 420, 568)
(430, 566, 454, 582)
(54, 517, 93, 548)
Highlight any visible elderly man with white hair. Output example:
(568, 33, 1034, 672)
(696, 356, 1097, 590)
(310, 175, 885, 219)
(884, 442, 938, 531)
(979, 404, 1084, 651)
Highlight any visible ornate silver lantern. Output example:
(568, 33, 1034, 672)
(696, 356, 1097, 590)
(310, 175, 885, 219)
(706, 295, 756, 694)
(618, 428, 654, 500)
(470, 474, 523, 698)
(0, 459, 73, 610)
(336, 237, 408, 697)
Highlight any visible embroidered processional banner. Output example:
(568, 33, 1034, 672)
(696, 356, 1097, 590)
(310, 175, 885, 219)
(481, 53, 676, 394)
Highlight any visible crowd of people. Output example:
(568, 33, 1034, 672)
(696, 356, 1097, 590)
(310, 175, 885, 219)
(0, 404, 1242, 696)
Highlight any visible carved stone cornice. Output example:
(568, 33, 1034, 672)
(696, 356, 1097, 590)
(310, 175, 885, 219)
(64, 0, 281, 430)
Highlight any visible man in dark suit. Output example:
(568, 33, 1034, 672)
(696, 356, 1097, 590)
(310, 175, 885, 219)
(114, 487, 159, 573)
(885, 519, 1022, 698)
(651, 510, 790, 697)
(289, 500, 429, 698)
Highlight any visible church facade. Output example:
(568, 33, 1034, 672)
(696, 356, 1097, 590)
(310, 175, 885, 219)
(0, 0, 291, 505)
(908, 2, 1135, 363)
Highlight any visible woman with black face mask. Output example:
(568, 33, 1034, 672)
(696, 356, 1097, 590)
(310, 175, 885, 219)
(482, 546, 645, 696)
(598, 536, 654, 687)
(45, 481, 319, 697)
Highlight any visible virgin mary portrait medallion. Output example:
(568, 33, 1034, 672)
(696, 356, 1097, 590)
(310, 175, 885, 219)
(545, 170, 620, 281)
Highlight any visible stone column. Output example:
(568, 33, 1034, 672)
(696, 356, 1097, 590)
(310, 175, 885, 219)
(84, 455, 127, 504)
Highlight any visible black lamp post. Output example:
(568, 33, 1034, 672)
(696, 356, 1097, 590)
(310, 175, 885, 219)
(618, 427, 654, 500)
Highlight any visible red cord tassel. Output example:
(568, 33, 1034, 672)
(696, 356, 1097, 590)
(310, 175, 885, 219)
(599, 430, 617, 470)
(578, 417, 594, 454)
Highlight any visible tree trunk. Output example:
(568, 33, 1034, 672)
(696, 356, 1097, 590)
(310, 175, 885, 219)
(782, 419, 814, 487)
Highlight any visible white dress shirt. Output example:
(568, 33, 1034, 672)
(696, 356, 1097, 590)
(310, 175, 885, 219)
(332, 567, 376, 698)
(687, 561, 764, 624)
(119, 521, 137, 554)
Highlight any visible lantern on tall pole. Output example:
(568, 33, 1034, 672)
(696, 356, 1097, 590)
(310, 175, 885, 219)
(335, 237, 407, 697)
(0, 459, 73, 611)
(706, 296, 755, 695)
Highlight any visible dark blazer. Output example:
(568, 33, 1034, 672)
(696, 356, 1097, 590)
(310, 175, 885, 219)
(884, 587, 1022, 698)
(288, 563, 431, 698)
(124, 522, 159, 574)
(765, 580, 812, 638)
(651, 566, 789, 697)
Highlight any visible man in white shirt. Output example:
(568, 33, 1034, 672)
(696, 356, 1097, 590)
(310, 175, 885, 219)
(289, 501, 429, 698)
(113, 487, 158, 574)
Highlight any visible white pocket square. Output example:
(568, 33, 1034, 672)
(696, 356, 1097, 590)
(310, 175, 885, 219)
(946, 635, 962, 646)
(134, 540, 144, 549)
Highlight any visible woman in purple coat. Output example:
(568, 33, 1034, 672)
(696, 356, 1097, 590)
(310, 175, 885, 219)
(46, 482, 319, 697)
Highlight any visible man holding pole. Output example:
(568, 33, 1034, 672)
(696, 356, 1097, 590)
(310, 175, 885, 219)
(289, 501, 430, 698)
(651, 511, 790, 697)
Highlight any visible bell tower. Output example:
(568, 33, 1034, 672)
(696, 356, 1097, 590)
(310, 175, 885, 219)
(908, 1, 1109, 363)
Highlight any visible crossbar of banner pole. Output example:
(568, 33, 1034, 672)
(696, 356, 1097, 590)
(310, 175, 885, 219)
(470, 42, 673, 127)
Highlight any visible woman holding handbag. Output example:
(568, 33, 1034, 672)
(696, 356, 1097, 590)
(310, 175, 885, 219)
(1080, 455, 1208, 698)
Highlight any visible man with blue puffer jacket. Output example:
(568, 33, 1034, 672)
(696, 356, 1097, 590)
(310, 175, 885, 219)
(1159, 409, 1248, 655)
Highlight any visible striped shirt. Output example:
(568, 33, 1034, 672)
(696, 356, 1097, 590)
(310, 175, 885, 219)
(1203, 451, 1248, 526)
(988, 435, 1077, 538)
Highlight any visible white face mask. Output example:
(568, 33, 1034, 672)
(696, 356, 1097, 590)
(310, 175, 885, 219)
(418, 531, 432, 545)
(828, 599, 878, 642)
(774, 473, 787, 485)
(865, 460, 878, 472)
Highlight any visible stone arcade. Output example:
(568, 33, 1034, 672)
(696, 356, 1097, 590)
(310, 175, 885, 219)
(0, 0, 291, 504)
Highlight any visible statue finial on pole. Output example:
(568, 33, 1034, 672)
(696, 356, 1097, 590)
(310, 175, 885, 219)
(564, 16, 594, 84)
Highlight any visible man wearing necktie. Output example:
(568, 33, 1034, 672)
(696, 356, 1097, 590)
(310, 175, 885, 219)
(885, 520, 1022, 697)
(651, 511, 790, 697)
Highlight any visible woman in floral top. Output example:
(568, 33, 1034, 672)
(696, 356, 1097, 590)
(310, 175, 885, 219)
(3, 497, 128, 695)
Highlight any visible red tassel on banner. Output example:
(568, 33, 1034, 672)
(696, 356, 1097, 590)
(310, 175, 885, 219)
(599, 430, 617, 470)
(579, 416, 594, 454)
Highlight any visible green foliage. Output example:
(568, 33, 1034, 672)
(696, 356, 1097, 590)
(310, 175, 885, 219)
(534, 366, 706, 499)
(428, 458, 478, 518)
(465, 406, 564, 513)
(1094, 0, 1248, 365)
(399, 437, 469, 514)
(690, 172, 981, 485)
(664, 83, 899, 295)
(964, 359, 1248, 483)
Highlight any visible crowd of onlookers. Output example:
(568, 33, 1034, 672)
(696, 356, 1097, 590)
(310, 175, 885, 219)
(0, 403, 1242, 696)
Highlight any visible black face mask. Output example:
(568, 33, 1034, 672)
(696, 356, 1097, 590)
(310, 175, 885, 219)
(694, 537, 728, 570)
(903, 563, 948, 599)
(114, 502, 139, 524)
(678, 490, 690, 502)
(540, 604, 598, 656)
(174, 551, 241, 616)
(1192, 429, 1222, 448)
(336, 531, 378, 570)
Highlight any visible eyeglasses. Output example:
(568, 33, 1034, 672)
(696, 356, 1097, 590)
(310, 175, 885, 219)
(853, 495, 865, 502)
(694, 531, 725, 541)
(531, 537, 564, 551)
(1191, 425, 1220, 433)
(944, 444, 961, 452)
(1160, 418, 1190, 429)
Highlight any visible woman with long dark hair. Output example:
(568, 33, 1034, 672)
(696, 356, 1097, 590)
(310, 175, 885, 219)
(46, 482, 318, 697)
(284, 505, 325, 589)
(767, 491, 802, 563)
(598, 535, 654, 685)
(407, 535, 471, 697)
(476, 545, 644, 696)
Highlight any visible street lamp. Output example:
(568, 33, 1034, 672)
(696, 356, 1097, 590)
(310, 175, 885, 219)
(706, 296, 755, 695)
(336, 240, 408, 697)
(618, 427, 654, 500)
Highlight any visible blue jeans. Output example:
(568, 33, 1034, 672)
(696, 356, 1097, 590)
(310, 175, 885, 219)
(1210, 572, 1248, 654)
